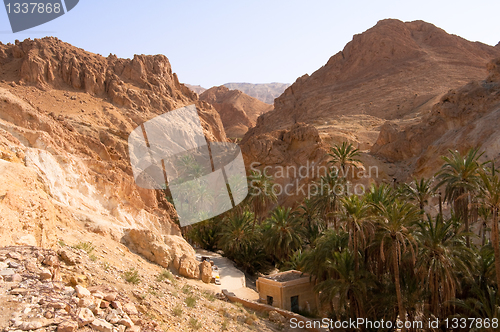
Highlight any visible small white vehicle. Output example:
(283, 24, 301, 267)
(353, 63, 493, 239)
(214, 275, 221, 285)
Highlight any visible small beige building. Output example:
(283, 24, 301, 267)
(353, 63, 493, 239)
(256, 270, 317, 313)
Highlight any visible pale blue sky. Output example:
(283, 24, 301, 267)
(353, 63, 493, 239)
(1, 1, 499, 88)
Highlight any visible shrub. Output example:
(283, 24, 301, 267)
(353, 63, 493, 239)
(188, 317, 202, 330)
(172, 304, 183, 317)
(123, 267, 141, 284)
(203, 290, 216, 302)
(156, 269, 175, 283)
(185, 295, 197, 308)
(72, 241, 95, 254)
(182, 284, 192, 294)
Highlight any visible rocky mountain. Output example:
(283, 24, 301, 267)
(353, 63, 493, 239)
(372, 57, 500, 178)
(240, 19, 500, 205)
(245, 19, 500, 151)
(184, 83, 207, 95)
(0, 37, 226, 278)
(200, 85, 273, 138)
(223, 83, 290, 104)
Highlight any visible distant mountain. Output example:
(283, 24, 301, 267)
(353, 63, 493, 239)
(244, 19, 500, 150)
(200, 86, 272, 138)
(223, 82, 290, 104)
(184, 84, 207, 94)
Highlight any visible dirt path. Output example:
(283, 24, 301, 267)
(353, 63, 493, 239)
(195, 249, 259, 301)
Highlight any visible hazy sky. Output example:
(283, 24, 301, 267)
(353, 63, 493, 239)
(1, 1, 499, 88)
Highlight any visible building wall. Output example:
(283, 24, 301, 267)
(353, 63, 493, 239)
(256, 278, 283, 308)
(257, 276, 317, 312)
(282, 281, 317, 312)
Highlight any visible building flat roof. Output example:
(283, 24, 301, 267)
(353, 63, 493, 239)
(262, 270, 307, 283)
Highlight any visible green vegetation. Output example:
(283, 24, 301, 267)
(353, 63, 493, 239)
(185, 295, 197, 308)
(188, 317, 202, 330)
(72, 241, 95, 254)
(185, 144, 500, 328)
(181, 284, 192, 294)
(156, 269, 175, 284)
(203, 290, 216, 302)
(122, 267, 141, 285)
(172, 304, 183, 317)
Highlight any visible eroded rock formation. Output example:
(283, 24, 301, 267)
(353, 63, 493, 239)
(200, 85, 272, 138)
(0, 37, 226, 277)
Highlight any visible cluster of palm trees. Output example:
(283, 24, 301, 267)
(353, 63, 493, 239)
(185, 143, 500, 330)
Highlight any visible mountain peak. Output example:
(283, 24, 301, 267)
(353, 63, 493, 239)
(246, 20, 500, 147)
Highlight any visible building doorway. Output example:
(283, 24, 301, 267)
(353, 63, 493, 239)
(267, 296, 273, 306)
(291, 295, 299, 313)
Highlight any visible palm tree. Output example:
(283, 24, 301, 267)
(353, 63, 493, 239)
(296, 198, 324, 245)
(373, 199, 420, 331)
(454, 286, 500, 330)
(478, 163, 500, 288)
(365, 183, 396, 208)
(246, 170, 278, 229)
(340, 194, 374, 275)
(218, 210, 259, 259)
(328, 142, 361, 177)
(301, 229, 349, 282)
(263, 206, 304, 265)
(315, 250, 374, 319)
(415, 215, 474, 317)
(402, 177, 435, 217)
(312, 169, 344, 229)
(435, 148, 483, 247)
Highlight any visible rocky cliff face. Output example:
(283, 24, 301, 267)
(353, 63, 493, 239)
(222, 83, 290, 104)
(200, 85, 272, 138)
(184, 84, 207, 95)
(0, 37, 226, 278)
(245, 19, 500, 150)
(372, 57, 500, 178)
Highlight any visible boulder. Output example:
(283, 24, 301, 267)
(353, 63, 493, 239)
(76, 308, 95, 326)
(123, 229, 173, 268)
(178, 254, 200, 279)
(123, 302, 138, 316)
(200, 260, 212, 283)
(75, 285, 91, 298)
(164, 235, 196, 270)
(57, 321, 78, 332)
(91, 319, 113, 332)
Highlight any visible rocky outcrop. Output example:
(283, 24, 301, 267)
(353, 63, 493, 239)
(223, 83, 290, 104)
(241, 123, 330, 205)
(122, 229, 176, 268)
(372, 57, 500, 178)
(246, 19, 500, 149)
(200, 86, 272, 138)
(200, 260, 212, 284)
(0, 38, 225, 142)
(177, 254, 200, 279)
(0, 38, 225, 272)
(0, 246, 144, 331)
(184, 84, 207, 95)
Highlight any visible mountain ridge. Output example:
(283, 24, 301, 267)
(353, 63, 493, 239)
(200, 85, 272, 138)
(244, 19, 500, 150)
